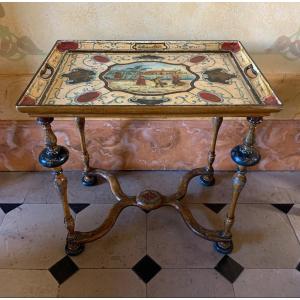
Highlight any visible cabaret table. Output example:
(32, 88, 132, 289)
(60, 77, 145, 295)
(16, 40, 282, 256)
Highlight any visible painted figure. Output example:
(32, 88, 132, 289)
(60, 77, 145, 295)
(114, 72, 122, 80)
(172, 72, 184, 86)
(152, 77, 167, 87)
(136, 74, 146, 85)
(102, 61, 197, 95)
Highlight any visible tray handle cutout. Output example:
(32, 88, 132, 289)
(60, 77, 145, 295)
(40, 63, 54, 80)
(244, 64, 258, 79)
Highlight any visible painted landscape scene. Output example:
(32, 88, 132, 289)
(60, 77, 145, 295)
(102, 61, 197, 95)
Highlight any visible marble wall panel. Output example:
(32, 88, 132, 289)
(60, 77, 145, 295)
(0, 120, 299, 171)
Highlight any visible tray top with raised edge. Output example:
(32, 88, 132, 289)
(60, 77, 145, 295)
(16, 40, 282, 118)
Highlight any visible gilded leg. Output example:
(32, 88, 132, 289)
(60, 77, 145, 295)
(76, 117, 97, 186)
(199, 116, 223, 186)
(54, 166, 84, 256)
(37, 117, 84, 256)
(37, 117, 69, 168)
(214, 116, 263, 254)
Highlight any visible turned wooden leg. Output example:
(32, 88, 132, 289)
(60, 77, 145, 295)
(214, 116, 263, 254)
(76, 117, 97, 186)
(37, 117, 84, 256)
(199, 116, 223, 186)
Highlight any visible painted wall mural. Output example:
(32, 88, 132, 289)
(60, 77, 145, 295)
(267, 27, 300, 61)
(0, 4, 44, 61)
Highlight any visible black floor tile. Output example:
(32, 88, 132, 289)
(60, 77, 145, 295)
(48, 256, 79, 284)
(214, 255, 244, 283)
(0, 203, 22, 214)
(132, 255, 161, 283)
(204, 203, 227, 214)
(69, 203, 90, 214)
(272, 204, 294, 214)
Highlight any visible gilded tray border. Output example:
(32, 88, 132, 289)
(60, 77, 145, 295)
(16, 40, 283, 118)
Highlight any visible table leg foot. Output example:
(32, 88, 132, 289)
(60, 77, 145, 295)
(213, 240, 233, 254)
(65, 238, 85, 256)
(199, 174, 215, 186)
(81, 174, 97, 186)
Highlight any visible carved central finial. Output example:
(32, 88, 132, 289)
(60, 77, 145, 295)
(136, 190, 163, 211)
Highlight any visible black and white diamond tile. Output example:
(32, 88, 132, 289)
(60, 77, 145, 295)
(0, 203, 22, 214)
(132, 255, 161, 283)
(0, 269, 58, 297)
(288, 204, 300, 243)
(296, 261, 300, 272)
(204, 203, 226, 214)
(239, 172, 299, 204)
(0, 204, 67, 269)
(69, 203, 90, 214)
(49, 256, 79, 284)
(214, 255, 244, 283)
(58, 269, 146, 297)
(234, 269, 300, 297)
(0, 172, 30, 203)
(0, 209, 5, 227)
(46, 171, 115, 204)
(0, 171, 299, 297)
(71, 205, 146, 269)
(272, 203, 294, 214)
(147, 205, 223, 268)
(147, 269, 234, 297)
(229, 204, 300, 269)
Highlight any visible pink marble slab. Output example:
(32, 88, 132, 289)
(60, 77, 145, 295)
(0, 119, 299, 171)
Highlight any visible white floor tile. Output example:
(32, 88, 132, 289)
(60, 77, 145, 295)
(58, 269, 145, 297)
(229, 204, 300, 268)
(288, 204, 300, 244)
(71, 204, 146, 268)
(0, 269, 58, 297)
(234, 269, 300, 297)
(0, 204, 67, 269)
(147, 205, 224, 268)
(147, 269, 234, 297)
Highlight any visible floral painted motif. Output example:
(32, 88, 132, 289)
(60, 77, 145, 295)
(76, 91, 101, 103)
(221, 42, 241, 53)
(57, 41, 79, 52)
(190, 55, 206, 63)
(93, 55, 110, 63)
(198, 91, 222, 103)
(263, 95, 280, 105)
(20, 96, 36, 106)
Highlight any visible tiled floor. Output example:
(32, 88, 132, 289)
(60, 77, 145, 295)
(0, 170, 300, 297)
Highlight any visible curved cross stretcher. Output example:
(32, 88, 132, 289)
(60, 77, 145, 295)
(37, 116, 263, 256)
(71, 168, 230, 245)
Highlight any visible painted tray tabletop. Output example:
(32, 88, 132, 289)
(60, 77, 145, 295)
(16, 40, 282, 118)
